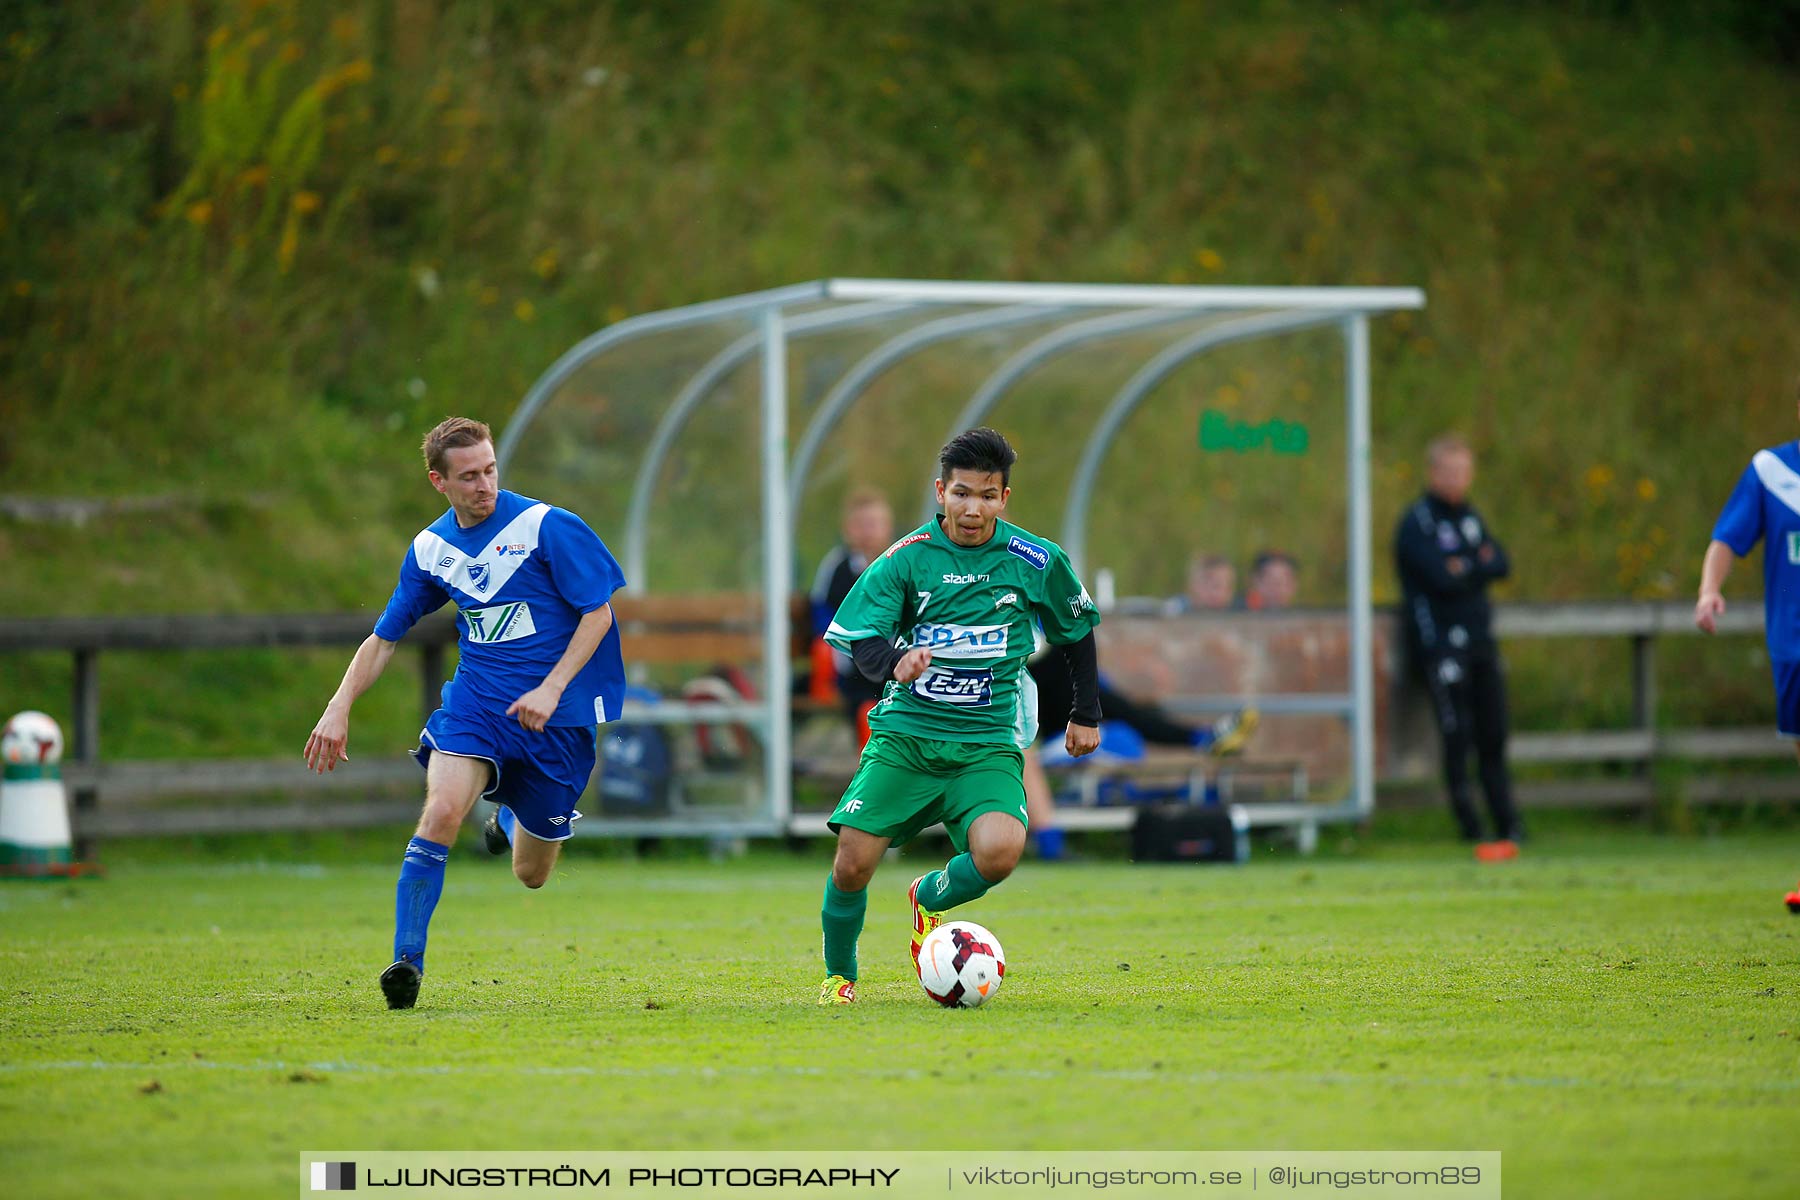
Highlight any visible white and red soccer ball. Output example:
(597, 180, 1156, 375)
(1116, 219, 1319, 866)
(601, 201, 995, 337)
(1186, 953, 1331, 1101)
(2, 711, 64, 766)
(917, 920, 1006, 1008)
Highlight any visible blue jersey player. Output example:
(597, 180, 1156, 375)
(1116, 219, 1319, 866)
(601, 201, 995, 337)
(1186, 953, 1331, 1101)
(1696, 386, 1800, 914)
(304, 417, 627, 1007)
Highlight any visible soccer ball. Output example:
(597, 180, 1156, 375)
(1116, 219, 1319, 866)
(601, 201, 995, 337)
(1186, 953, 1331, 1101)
(2, 711, 64, 766)
(917, 920, 1006, 1008)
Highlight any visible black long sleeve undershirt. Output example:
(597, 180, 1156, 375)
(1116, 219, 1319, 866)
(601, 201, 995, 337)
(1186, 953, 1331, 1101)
(1059, 631, 1102, 727)
(852, 630, 1102, 728)
(851, 636, 907, 684)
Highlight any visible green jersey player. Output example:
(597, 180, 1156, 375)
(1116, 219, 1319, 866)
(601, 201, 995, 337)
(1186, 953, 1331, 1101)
(816, 428, 1103, 1003)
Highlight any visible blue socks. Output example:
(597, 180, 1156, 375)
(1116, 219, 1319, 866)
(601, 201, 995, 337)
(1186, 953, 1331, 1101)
(496, 805, 516, 846)
(393, 836, 449, 972)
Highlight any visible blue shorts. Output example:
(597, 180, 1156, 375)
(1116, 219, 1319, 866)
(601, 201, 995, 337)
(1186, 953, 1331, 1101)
(414, 706, 597, 842)
(1773, 660, 1800, 740)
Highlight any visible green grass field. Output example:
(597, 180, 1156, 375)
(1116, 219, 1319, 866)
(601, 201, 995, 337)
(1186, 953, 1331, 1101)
(2, 826, 1796, 1198)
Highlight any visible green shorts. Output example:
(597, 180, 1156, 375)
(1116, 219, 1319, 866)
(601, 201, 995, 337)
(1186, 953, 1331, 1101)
(827, 731, 1028, 850)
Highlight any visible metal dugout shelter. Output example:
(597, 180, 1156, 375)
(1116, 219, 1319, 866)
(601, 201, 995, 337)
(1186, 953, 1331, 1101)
(496, 279, 1424, 843)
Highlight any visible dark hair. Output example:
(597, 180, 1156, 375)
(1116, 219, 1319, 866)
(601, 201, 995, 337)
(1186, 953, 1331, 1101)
(938, 427, 1017, 487)
(1251, 550, 1298, 576)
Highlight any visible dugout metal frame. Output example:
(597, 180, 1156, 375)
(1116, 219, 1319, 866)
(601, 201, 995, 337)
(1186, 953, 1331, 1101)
(497, 279, 1424, 844)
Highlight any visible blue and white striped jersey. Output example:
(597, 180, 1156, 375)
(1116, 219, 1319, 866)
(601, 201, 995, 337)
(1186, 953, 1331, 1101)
(374, 490, 627, 726)
(1712, 441, 1800, 663)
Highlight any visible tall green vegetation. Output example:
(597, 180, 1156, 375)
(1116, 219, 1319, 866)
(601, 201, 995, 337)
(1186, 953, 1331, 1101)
(2, 2, 1798, 752)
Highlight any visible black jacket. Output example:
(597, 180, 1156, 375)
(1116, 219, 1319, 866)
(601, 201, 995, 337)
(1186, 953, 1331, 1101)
(1394, 492, 1510, 657)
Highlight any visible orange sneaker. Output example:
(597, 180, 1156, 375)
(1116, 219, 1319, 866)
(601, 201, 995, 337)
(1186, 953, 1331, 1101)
(1474, 840, 1519, 863)
(908, 875, 943, 975)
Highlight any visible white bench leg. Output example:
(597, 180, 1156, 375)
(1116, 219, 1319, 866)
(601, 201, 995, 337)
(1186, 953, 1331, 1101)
(1296, 820, 1318, 856)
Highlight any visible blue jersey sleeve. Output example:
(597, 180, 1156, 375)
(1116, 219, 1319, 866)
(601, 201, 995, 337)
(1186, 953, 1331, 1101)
(1712, 464, 1764, 556)
(540, 508, 627, 612)
(373, 547, 448, 641)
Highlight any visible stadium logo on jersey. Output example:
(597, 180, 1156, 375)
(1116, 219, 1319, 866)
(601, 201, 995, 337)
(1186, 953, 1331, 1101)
(1007, 536, 1049, 570)
(885, 531, 932, 558)
(910, 622, 1009, 659)
(911, 665, 993, 707)
(942, 572, 990, 584)
(469, 562, 491, 593)
(463, 602, 536, 644)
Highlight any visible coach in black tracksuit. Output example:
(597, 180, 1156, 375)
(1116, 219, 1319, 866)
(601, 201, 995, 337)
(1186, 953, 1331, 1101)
(1395, 436, 1524, 843)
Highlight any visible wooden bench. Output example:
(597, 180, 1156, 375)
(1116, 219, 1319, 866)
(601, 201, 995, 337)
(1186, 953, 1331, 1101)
(610, 591, 813, 666)
(1040, 748, 1308, 807)
(0, 596, 821, 842)
(1040, 747, 1210, 806)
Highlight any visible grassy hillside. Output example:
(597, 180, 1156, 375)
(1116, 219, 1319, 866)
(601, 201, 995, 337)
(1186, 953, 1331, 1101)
(4, 1, 1799, 753)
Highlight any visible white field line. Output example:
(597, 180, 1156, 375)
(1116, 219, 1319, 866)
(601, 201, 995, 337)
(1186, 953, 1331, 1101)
(1, 1058, 1795, 1093)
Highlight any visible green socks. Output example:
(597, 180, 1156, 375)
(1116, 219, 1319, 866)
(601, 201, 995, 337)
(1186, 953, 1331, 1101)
(824, 856, 998, 979)
(821, 875, 867, 980)
(918, 852, 995, 912)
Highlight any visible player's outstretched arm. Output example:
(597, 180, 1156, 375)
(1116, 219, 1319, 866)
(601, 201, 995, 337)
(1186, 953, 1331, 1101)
(1694, 540, 1736, 634)
(508, 603, 615, 732)
(305, 634, 399, 772)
